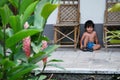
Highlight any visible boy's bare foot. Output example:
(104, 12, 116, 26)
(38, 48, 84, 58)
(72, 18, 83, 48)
(87, 48, 93, 52)
(82, 47, 88, 52)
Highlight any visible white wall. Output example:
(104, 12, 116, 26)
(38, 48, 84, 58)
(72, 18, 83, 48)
(47, 0, 106, 24)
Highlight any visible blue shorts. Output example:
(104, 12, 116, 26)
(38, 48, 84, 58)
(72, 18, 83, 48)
(87, 42, 95, 49)
(82, 41, 95, 49)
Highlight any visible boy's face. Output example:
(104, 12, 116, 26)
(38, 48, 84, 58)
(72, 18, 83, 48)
(86, 26, 93, 33)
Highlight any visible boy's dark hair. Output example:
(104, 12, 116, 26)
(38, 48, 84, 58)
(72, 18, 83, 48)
(84, 20, 94, 31)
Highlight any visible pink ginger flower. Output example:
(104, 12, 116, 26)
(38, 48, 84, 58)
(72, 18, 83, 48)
(41, 40, 48, 50)
(23, 22, 31, 57)
(41, 40, 48, 64)
(24, 22, 29, 29)
(42, 57, 47, 64)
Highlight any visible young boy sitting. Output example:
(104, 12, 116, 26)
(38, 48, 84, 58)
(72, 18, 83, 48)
(80, 20, 101, 52)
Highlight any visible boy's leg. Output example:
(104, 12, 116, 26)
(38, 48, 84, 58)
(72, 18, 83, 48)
(93, 44, 101, 50)
(81, 36, 89, 51)
(83, 36, 89, 48)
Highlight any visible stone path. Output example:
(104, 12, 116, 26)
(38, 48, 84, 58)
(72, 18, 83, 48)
(37, 48, 120, 74)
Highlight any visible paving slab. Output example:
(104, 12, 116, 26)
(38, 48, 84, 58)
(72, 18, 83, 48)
(37, 48, 120, 74)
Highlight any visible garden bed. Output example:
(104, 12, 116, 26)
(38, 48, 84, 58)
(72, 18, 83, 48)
(45, 73, 120, 80)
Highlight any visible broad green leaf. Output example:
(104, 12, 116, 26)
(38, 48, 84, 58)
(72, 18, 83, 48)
(6, 29, 40, 48)
(0, 58, 16, 69)
(14, 48, 28, 63)
(41, 3, 58, 19)
(0, 27, 3, 41)
(8, 64, 37, 80)
(34, 0, 58, 30)
(22, 1, 38, 26)
(0, 72, 3, 79)
(5, 28, 13, 37)
(39, 75, 47, 80)
(0, 44, 3, 58)
(47, 64, 65, 70)
(29, 45, 60, 64)
(41, 36, 49, 41)
(34, 0, 49, 30)
(48, 59, 63, 63)
(110, 39, 120, 43)
(19, 0, 35, 14)
(27, 14, 34, 25)
(0, 53, 4, 60)
(50, 0, 59, 4)
(106, 36, 115, 39)
(43, 45, 60, 54)
(31, 42, 42, 53)
(108, 3, 120, 12)
(9, 15, 22, 33)
(0, 5, 13, 25)
(8, 0, 19, 8)
(0, 0, 8, 7)
(28, 51, 50, 64)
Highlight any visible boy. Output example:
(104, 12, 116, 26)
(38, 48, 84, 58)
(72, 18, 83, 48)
(80, 20, 101, 52)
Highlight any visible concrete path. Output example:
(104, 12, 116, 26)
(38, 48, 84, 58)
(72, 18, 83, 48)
(37, 48, 120, 74)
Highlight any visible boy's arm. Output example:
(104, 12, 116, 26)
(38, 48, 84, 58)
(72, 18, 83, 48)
(80, 33, 85, 49)
(95, 32, 99, 44)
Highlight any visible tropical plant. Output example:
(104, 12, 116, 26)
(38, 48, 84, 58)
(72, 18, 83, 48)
(0, 0, 63, 80)
(108, 3, 120, 12)
(107, 2, 120, 44)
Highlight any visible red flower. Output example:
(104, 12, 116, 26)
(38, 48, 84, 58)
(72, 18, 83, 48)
(41, 40, 48, 50)
(42, 57, 47, 64)
(23, 37, 31, 57)
(23, 22, 31, 57)
(41, 40, 48, 64)
(24, 22, 29, 29)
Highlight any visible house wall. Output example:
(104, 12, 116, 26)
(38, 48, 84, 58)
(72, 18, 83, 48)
(46, 0, 106, 24)
(43, 0, 106, 47)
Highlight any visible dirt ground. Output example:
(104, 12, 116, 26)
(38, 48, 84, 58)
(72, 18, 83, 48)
(45, 73, 120, 80)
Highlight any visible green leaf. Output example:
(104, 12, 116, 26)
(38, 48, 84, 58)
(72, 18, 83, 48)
(110, 39, 120, 43)
(14, 48, 28, 63)
(22, 1, 38, 26)
(0, 27, 3, 41)
(108, 3, 120, 12)
(39, 75, 47, 80)
(5, 28, 13, 37)
(34, 0, 49, 30)
(19, 0, 36, 14)
(43, 45, 60, 54)
(41, 36, 49, 41)
(0, 72, 3, 79)
(0, 0, 8, 7)
(27, 14, 34, 25)
(28, 51, 50, 64)
(47, 64, 65, 70)
(29, 45, 60, 64)
(8, 64, 37, 80)
(41, 3, 58, 19)
(8, 0, 19, 9)
(9, 15, 22, 33)
(50, 0, 59, 4)
(0, 5, 13, 25)
(31, 42, 42, 53)
(6, 29, 40, 48)
(48, 59, 63, 63)
(34, 0, 58, 30)
(0, 45, 3, 56)
(0, 58, 16, 69)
